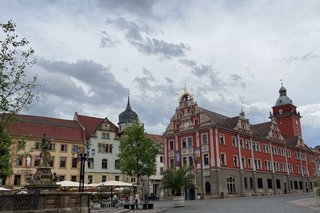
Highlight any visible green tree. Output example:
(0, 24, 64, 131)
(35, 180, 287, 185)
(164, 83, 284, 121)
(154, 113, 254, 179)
(0, 20, 39, 180)
(118, 121, 159, 193)
(161, 166, 195, 196)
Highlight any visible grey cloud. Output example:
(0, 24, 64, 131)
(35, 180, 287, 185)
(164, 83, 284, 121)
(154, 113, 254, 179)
(106, 17, 190, 59)
(179, 59, 222, 89)
(180, 59, 196, 67)
(35, 59, 127, 105)
(278, 52, 320, 64)
(230, 74, 242, 81)
(100, 31, 120, 48)
(230, 74, 246, 88)
(95, 0, 156, 18)
(165, 77, 174, 84)
(134, 68, 155, 91)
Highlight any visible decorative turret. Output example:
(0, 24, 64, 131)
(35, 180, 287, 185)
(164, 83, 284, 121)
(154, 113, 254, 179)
(272, 81, 302, 137)
(118, 93, 138, 133)
(274, 81, 293, 107)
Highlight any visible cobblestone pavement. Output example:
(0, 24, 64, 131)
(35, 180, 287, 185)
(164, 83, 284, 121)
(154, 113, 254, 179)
(93, 193, 319, 213)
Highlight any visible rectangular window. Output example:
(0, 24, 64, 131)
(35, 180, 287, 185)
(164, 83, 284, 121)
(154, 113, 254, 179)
(169, 141, 174, 150)
(182, 138, 187, 148)
(286, 150, 292, 158)
(294, 181, 298, 189)
(115, 176, 120, 181)
(49, 143, 55, 151)
(61, 144, 67, 152)
(202, 134, 208, 145)
(245, 140, 250, 150)
(183, 157, 187, 166)
(71, 176, 77, 182)
(14, 175, 21, 186)
(276, 179, 281, 189)
(60, 157, 66, 168)
(241, 157, 246, 168)
(102, 175, 107, 182)
(265, 160, 271, 171)
(72, 158, 78, 168)
(170, 159, 174, 168)
(88, 175, 93, 184)
(221, 153, 226, 165)
(72, 145, 78, 154)
(160, 167, 164, 175)
(160, 155, 164, 163)
(204, 154, 209, 166)
(248, 158, 252, 169)
(34, 156, 41, 166)
(299, 181, 303, 189)
(219, 134, 225, 145)
(249, 177, 253, 189)
(244, 177, 248, 189)
(187, 137, 193, 147)
(233, 155, 238, 167)
(102, 159, 108, 169)
(240, 139, 244, 149)
(232, 136, 237, 147)
(189, 156, 193, 166)
(194, 119, 198, 125)
(87, 158, 94, 169)
(15, 156, 23, 166)
(267, 179, 273, 189)
(115, 160, 120, 170)
(102, 133, 110, 139)
(257, 178, 263, 189)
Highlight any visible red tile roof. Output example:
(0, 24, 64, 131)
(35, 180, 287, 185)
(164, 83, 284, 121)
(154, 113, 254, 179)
(74, 112, 118, 140)
(6, 114, 84, 142)
(146, 133, 163, 145)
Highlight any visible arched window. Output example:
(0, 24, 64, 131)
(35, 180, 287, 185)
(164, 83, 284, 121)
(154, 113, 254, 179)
(102, 159, 108, 169)
(205, 181, 211, 194)
(227, 176, 236, 194)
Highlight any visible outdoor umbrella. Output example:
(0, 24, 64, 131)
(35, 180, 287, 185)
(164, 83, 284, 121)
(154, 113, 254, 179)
(94, 180, 132, 197)
(56, 180, 86, 192)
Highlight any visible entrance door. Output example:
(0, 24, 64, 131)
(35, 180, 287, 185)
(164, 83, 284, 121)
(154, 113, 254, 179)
(284, 182, 287, 194)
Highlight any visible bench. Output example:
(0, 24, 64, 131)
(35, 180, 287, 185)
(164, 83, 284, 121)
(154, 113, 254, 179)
(123, 203, 154, 210)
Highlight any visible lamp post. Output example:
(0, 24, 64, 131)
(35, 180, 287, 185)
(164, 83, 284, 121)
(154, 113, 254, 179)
(73, 146, 88, 192)
(79, 152, 88, 192)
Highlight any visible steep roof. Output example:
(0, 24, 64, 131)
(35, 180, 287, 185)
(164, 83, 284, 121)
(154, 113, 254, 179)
(6, 114, 84, 142)
(199, 107, 230, 127)
(225, 116, 240, 129)
(146, 133, 163, 145)
(74, 113, 118, 140)
(252, 122, 271, 138)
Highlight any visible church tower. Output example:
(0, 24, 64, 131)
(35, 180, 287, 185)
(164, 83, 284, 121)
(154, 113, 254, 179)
(272, 83, 302, 137)
(118, 94, 139, 134)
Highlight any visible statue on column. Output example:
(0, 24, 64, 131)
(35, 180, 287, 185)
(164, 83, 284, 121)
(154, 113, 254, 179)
(40, 134, 51, 167)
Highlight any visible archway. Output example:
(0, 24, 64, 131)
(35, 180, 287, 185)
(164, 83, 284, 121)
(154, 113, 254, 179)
(205, 181, 211, 194)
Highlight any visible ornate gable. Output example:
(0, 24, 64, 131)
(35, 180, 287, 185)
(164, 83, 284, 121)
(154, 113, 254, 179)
(234, 110, 251, 132)
(266, 115, 284, 142)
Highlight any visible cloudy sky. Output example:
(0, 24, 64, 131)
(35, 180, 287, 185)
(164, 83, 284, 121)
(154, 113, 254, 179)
(1, 0, 320, 147)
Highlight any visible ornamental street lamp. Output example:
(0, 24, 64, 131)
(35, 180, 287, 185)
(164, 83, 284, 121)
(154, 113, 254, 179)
(72, 146, 89, 192)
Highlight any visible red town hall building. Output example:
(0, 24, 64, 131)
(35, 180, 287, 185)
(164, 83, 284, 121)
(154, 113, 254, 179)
(163, 85, 317, 198)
